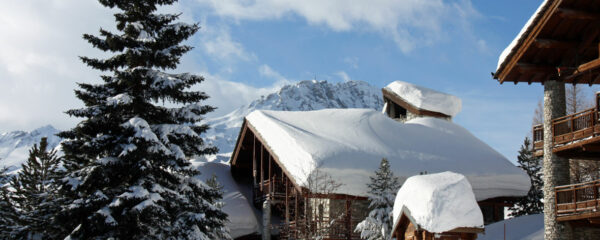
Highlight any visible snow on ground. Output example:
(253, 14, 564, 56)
(479, 214, 543, 240)
(392, 172, 483, 233)
(497, 0, 550, 70)
(245, 108, 530, 201)
(384, 81, 461, 117)
(193, 161, 261, 238)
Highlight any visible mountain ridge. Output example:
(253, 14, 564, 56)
(0, 80, 384, 167)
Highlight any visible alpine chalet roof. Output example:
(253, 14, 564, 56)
(240, 108, 530, 201)
(383, 81, 461, 117)
(494, 0, 600, 85)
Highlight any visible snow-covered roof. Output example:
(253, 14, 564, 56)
(392, 172, 484, 233)
(194, 161, 260, 238)
(496, 0, 550, 71)
(244, 108, 530, 201)
(383, 81, 461, 117)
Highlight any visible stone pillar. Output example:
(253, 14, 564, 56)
(543, 80, 572, 240)
(262, 198, 271, 240)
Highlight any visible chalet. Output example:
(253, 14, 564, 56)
(382, 81, 461, 122)
(228, 82, 530, 239)
(391, 172, 484, 240)
(493, 0, 600, 238)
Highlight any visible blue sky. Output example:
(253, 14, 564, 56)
(1, 0, 590, 163)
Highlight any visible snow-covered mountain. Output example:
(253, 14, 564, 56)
(0, 80, 384, 167)
(203, 80, 384, 157)
(0, 125, 61, 171)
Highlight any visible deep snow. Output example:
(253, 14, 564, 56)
(245, 108, 530, 200)
(392, 172, 483, 233)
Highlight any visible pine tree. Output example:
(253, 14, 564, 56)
(509, 137, 543, 217)
(10, 137, 63, 239)
(56, 0, 229, 239)
(0, 159, 19, 239)
(355, 158, 401, 240)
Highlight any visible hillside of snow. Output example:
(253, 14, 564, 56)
(202, 80, 384, 157)
(479, 214, 543, 240)
(0, 125, 61, 172)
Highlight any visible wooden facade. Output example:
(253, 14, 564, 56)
(230, 121, 368, 240)
(493, 0, 600, 85)
(392, 211, 483, 240)
(494, 0, 600, 230)
(533, 92, 600, 159)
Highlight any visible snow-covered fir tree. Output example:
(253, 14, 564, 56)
(0, 160, 19, 239)
(10, 137, 63, 239)
(355, 158, 401, 240)
(56, 0, 229, 239)
(509, 137, 543, 217)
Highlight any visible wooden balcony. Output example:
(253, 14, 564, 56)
(532, 107, 600, 159)
(253, 176, 288, 205)
(555, 180, 600, 223)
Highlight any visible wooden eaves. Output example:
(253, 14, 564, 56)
(493, 0, 600, 85)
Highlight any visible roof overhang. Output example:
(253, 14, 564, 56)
(494, 0, 600, 85)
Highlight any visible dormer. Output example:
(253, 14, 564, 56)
(382, 81, 461, 122)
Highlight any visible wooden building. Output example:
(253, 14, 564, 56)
(382, 81, 461, 122)
(493, 0, 600, 238)
(229, 83, 530, 239)
(390, 172, 484, 240)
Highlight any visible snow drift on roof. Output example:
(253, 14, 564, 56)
(392, 172, 484, 233)
(245, 108, 529, 201)
(496, 0, 550, 71)
(194, 161, 260, 238)
(384, 81, 461, 117)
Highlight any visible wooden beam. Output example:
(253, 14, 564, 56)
(516, 63, 557, 74)
(230, 122, 248, 166)
(577, 58, 600, 73)
(557, 8, 600, 20)
(534, 38, 578, 49)
(496, 0, 562, 83)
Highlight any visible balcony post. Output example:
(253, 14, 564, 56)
(543, 80, 571, 240)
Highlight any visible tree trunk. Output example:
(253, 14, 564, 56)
(543, 80, 572, 240)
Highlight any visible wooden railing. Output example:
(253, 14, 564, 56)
(532, 124, 544, 152)
(278, 217, 362, 240)
(253, 176, 287, 204)
(532, 107, 600, 152)
(555, 179, 600, 219)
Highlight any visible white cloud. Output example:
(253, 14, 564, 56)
(0, 0, 274, 132)
(336, 71, 351, 82)
(200, 24, 255, 62)
(195, 0, 478, 53)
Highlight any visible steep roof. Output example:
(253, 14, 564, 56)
(392, 172, 484, 234)
(242, 108, 530, 201)
(383, 81, 461, 117)
(494, 0, 600, 84)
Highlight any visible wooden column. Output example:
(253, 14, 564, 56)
(260, 143, 264, 191)
(285, 178, 289, 223)
(295, 192, 299, 238)
(252, 136, 257, 186)
(542, 80, 572, 240)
